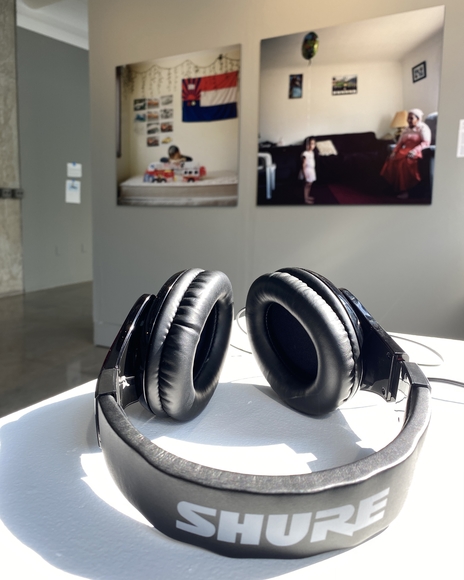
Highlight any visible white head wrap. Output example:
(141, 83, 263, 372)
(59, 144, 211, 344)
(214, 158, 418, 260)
(409, 108, 424, 121)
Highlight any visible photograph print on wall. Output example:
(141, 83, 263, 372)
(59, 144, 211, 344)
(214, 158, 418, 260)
(116, 44, 241, 207)
(257, 6, 444, 207)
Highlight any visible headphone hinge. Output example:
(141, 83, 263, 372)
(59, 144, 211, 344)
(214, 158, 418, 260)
(359, 331, 407, 402)
(342, 289, 408, 402)
(96, 367, 119, 398)
(95, 367, 119, 447)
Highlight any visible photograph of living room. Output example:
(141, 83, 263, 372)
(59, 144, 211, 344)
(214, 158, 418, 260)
(257, 6, 444, 205)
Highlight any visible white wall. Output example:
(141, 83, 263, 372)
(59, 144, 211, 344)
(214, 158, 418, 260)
(402, 31, 443, 116)
(259, 59, 403, 143)
(89, 0, 464, 345)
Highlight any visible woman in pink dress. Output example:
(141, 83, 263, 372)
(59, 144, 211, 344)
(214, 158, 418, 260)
(381, 109, 431, 199)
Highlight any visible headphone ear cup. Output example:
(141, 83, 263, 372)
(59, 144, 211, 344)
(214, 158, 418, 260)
(246, 268, 362, 416)
(144, 269, 233, 421)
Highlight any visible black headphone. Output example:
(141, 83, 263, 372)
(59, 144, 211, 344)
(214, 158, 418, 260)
(95, 267, 431, 559)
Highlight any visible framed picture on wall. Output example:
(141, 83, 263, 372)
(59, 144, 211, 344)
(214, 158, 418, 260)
(332, 75, 357, 96)
(289, 74, 303, 99)
(116, 45, 241, 207)
(412, 61, 427, 83)
(257, 6, 444, 207)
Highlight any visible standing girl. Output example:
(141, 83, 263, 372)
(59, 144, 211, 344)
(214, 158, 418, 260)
(301, 136, 317, 204)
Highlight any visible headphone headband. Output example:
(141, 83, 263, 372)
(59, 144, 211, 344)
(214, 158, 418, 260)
(95, 271, 431, 559)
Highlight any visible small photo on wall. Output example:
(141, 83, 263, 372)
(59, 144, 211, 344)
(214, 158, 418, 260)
(134, 98, 146, 111)
(147, 123, 160, 134)
(147, 136, 159, 147)
(412, 61, 427, 83)
(289, 74, 303, 99)
(133, 122, 146, 135)
(147, 110, 159, 121)
(160, 122, 173, 133)
(161, 95, 173, 106)
(147, 98, 159, 108)
(160, 108, 174, 119)
(332, 75, 357, 96)
(134, 113, 146, 122)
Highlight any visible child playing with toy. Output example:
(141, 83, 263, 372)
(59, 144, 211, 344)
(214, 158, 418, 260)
(167, 145, 192, 165)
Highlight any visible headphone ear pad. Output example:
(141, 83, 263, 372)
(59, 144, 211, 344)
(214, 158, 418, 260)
(246, 269, 361, 416)
(144, 269, 233, 421)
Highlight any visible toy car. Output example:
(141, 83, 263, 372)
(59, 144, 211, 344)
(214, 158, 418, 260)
(143, 162, 175, 183)
(181, 162, 207, 182)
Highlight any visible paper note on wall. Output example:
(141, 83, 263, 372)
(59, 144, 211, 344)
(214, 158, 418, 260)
(457, 120, 464, 158)
(66, 180, 81, 204)
(67, 162, 82, 178)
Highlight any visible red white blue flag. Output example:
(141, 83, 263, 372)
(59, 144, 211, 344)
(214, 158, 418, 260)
(182, 71, 238, 122)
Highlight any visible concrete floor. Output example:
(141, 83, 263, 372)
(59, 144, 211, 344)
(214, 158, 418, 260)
(0, 282, 107, 417)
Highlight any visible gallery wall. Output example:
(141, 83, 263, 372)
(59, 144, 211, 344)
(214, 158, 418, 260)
(17, 28, 92, 292)
(89, 0, 464, 345)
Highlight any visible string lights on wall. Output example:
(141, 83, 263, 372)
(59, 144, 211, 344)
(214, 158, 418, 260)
(121, 53, 240, 97)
